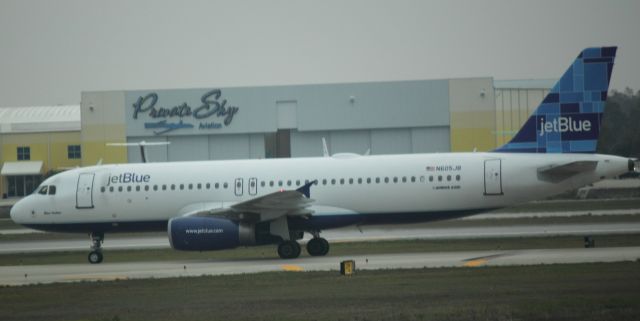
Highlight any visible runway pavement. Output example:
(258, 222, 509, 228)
(2, 222, 640, 254)
(1, 246, 638, 286)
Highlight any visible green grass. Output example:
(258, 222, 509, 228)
(1, 262, 639, 321)
(1, 234, 639, 266)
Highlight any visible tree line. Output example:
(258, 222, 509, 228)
(598, 88, 640, 158)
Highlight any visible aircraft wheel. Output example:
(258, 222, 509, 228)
(307, 237, 330, 256)
(277, 241, 301, 259)
(88, 251, 103, 264)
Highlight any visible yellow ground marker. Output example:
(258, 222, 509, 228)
(463, 259, 488, 267)
(281, 264, 304, 272)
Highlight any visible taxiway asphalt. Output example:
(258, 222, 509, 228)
(1, 246, 638, 286)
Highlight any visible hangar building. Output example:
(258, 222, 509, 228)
(0, 78, 553, 198)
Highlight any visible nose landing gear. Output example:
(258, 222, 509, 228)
(88, 232, 104, 264)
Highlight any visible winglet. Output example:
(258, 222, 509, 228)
(296, 180, 318, 198)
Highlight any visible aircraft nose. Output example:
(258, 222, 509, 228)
(9, 198, 27, 224)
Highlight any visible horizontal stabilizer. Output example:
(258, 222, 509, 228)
(537, 160, 598, 182)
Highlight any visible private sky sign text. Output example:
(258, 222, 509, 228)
(132, 89, 240, 135)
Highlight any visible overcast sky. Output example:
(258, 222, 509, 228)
(0, 0, 638, 106)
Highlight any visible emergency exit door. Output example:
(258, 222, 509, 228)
(484, 159, 503, 195)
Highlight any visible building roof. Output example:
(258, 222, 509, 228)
(493, 79, 557, 89)
(0, 105, 80, 134)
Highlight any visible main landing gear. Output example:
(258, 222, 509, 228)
(276, 231, 330, 259)
(88, 232, 104, 264)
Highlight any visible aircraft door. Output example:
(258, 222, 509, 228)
(76, 173, 95, 209)
(484, 159, 503, 195)
(235, 178, 243, 196)
(248, 177, 257, 195)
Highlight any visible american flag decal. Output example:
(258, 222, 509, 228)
(426, 166, 435, 171)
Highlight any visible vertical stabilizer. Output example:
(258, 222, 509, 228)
(495, 47, 617, 153)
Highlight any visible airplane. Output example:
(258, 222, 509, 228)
(10, 46, 635, 264)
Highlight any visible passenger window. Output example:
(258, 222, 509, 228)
(447, 175, 451, 181)
(331, 179, 336, 185)
(456, 175, 461, 181)
(48, 186, 56, 195)
(438, 176, 442, 182)
(340, 179, 344, 185)
(215, 183, 220, 189)
(109, 186, 114, 192)
(429, 176, 433, 182)
(278, 181, 283, 187)
(188, 184, 193, 190)
(393, 177, 398, 183)
(153, 185, 158, 191)
(287, 180, 291, 186)
(411, 176, 416, 183)
(366, 178, 371, 184)
(100, 186, 105, 193)
(269, 181, 274, 187)
(349, 178, 353, 184)
(179, 184, 184, 190)
(223, 182, 228, 189)
(171, 184, 176, 190)
(118, 186, 123, 192)
(261, 181, 265, 187)
(296, 180, 301, 186)
(162, 185, 167, 191)
(322, 179, 327, 185)
(420, 176, 425, 182)
(197, 183, 202, 189)
(206, 183, 211, 189)
(38, 186, 48, 195)
(357, 178, 362, 184)
(127, 186, 132, 192)
(384, 177, 389, 183)
(145, 185, 150, 191)
(375, 177, 380, 183)
(402, 177, 407, 183)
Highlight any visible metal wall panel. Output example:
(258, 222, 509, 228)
(168, 135, 208, 161)
(410, 127, 450, 153)
(290, 130, 329, 157)
(208, 135, 251, 160)
(329, 130, 371, 155)
(370, 129, 412, 155)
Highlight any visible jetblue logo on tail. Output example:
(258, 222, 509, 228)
(495, 47, 616, 154)
(538, 116, 592, 136)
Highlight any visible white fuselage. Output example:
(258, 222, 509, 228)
(10, 152, 630, 232)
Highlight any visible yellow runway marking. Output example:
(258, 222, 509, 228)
(281, 264, 303, 272)
(463, 259, 488, 267)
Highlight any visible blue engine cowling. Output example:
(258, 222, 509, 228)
(168, 216, 256, 251)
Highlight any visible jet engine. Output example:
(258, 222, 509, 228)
(168, 216, 256, 251)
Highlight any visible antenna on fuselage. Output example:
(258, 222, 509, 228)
(106, 141, 170, 163)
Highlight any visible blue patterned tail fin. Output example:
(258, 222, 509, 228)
(494, 47, 617, 153)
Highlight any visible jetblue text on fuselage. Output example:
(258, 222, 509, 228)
(132, 89, 239, 126)
(539, 116, 592, 136)
(106, 173, 151, 186)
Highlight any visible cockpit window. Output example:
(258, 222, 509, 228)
(38, 186, 48, 195)
(48, 185, 56, 195)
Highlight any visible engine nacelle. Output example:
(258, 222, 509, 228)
(168, 216, 256, 251)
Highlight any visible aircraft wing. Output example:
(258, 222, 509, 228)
(184, 181, 317, 223)
(537, 160, 598, 182)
